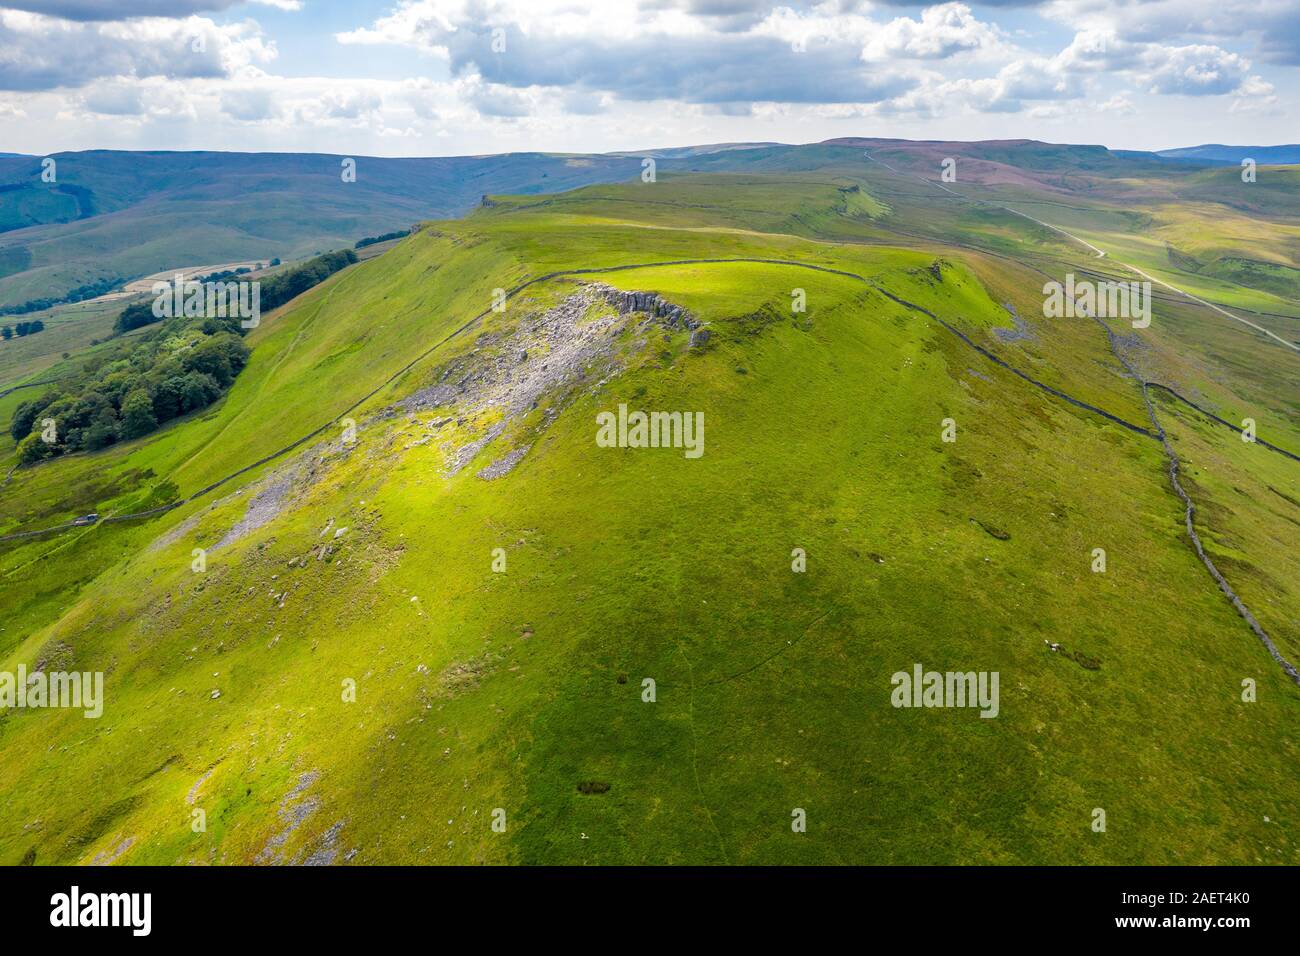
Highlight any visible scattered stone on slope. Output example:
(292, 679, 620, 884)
(210, 474, 295, 551)
(399, 282, 697, 479)
(186, 766, 217, 805)
(256, 769, 323, 865)
(478, 444, 531, 479)
(303, 820, 346, 866)
(89, 836, 135, 866)
(149, 512, 202, 552)
(991, 303, 1034, 343)
(204, 434, 356, 552)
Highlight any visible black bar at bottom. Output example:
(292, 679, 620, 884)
(0, 865, 1283, 942)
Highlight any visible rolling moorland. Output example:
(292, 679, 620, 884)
(0, 140, 1296, 865)
(0, 149, 660, 311)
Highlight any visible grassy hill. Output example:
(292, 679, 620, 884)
(1158, 144, 1300, 165)
(0, 154, 1296, 865)
(0, 150, 656, 310)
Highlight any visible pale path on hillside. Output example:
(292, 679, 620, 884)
(863, 151, 1300, 355)
(871, 151, 1300, 683)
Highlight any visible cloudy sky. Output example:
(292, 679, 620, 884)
(0, 0, 1294, 156)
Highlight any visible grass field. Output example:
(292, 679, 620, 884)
(0, 296, 146, 386)
(0, 150, 1296, 866)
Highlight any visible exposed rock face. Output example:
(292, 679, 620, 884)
(400, 282, 700, 480)
(404, 284, 625, 427)
(991, 302, 1034, 344)
(211, 472, 295, 551)
(591, 284, 699, 329)
(477, 444, 531, 480)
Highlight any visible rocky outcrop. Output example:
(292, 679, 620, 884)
(592, 284, 699, 329)
(398, 282, 705, 480)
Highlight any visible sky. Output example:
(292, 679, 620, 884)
(0, 0, 1295, 157)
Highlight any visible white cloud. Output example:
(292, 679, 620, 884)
(336, 2, 915, 107)
(220, 86, 281, 122)
(80, 81, 145, 116)
(0, 0, 1293, 154)
(1055, 29, 1258, 96)
(0, 11, 276, 91)
(1229, 74, 1278, 112)
(1139, 43, 1252, 95)
(1041, 0, 1300, 65)
(1, 1, 299, 21)
(861, 3, 1008, 62)
(1096, 92, 1136, 114)
(463, 79, 533, 119)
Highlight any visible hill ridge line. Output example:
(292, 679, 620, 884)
(0, 255, 1280, 548)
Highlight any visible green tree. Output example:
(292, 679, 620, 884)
(153, 376, 187, 422)
(120, 388, 158, 439)
(10, 396, 52, 442)
(114, 301, 157, 335)
(82, 407, 119, 451)
(15, 431, 58, 465)
(185, 332, 248, 387)
(180, 372, 220, 412)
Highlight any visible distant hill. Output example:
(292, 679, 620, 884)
(607, 142, 785, 159)
(3, 139, 1293, 313)
(0, 150, 652, 308)
(1157, 144, 1300, 165)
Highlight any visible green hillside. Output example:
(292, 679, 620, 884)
(0, 161, 1296, 865)
(0, 150, 656, 309)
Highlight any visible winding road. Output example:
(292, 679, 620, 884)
(864, 152, 1300, 684)
(864, 151, 1300, 354)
